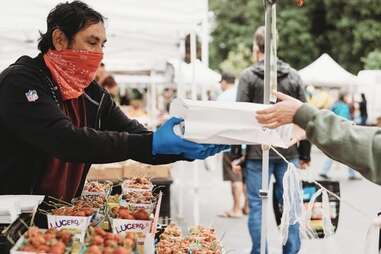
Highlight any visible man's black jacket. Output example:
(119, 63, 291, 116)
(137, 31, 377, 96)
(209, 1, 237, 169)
(0, 55, 183, 196)
(235, 59, 311, 161)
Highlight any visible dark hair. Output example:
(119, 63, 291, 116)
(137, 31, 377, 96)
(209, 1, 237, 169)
(38, 1, 105, 53)
(338, 92, 347, 102)
(101, 75, 117, 89)
(253, 26, 265, 53)
(131, 89, 143, 101)
(220, 73, 236, 84)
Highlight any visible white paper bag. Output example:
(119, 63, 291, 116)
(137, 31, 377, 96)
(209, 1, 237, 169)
(170, 98, 296, 148)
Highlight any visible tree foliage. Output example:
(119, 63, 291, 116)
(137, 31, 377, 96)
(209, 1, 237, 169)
(210, 0, 381, 75)
(363, 50, 381, 70)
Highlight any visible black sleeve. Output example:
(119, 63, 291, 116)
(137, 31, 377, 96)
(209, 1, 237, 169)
(0, 71, 161, 164)
(99, 88, 187, 165)
(100, 91, 150, 134)
(232, 70, 254, 158)
(231, 145, 243, 160)
(292, 71, 311, 161)
(297, 140, 311, 161)
(236, 70, 253, 103)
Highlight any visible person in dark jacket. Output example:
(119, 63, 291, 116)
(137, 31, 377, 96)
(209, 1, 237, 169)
(359, 93, 368, 126)
(235, 26, 310, 254)
(0, 1, 226, 201)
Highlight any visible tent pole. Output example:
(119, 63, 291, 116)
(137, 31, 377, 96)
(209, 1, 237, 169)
(176, 35, 186, 222)
(201, 0, 209, 101)
(260, 1, 275, 254)
(190, 29, 200, 225)
(201, 0, 209, 68)
(149, 70, 157, 130)
(191, 30, 197, 100)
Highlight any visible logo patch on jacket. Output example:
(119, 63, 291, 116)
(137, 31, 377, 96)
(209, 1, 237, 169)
(25, 90, 39, 102)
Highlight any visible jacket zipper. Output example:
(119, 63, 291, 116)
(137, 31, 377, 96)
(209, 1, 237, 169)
(95, 93, 105, 130)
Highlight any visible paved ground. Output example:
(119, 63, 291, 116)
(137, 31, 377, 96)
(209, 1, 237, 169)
(170, 147, 381, 254)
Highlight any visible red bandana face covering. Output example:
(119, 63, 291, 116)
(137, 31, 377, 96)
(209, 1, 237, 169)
(44, 49, 103, 100)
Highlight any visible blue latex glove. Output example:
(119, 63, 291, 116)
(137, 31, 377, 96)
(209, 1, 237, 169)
(152, 117, 229, 160)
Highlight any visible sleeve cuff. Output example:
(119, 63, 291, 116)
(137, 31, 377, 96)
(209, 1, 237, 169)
(293, 104, 319, 129)
(127, 133, 154, 161)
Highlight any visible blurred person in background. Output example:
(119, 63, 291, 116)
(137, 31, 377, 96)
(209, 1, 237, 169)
(101, 75, 119, 103)
(217, 73, 249, 218)
(0, 1, 226, 200)
(359, 93, 368, 126)
(95, 62, 107, 84)
(157, 87, 176, 125)
(123, 89, 149, 127)
(319, 92, 361, 180)
(120, 88, 131, 106)
(236, 26, 311, 254)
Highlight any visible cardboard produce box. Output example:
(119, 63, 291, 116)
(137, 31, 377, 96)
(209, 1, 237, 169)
(87, 163, 124, 181)
(123, 161, 171, 179)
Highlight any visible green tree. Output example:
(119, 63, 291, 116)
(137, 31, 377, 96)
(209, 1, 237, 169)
(220, 43, 252, 76)
(209, 0, 263, 70)
(362, 50, 381, 70)
(210, 0, 381, 75)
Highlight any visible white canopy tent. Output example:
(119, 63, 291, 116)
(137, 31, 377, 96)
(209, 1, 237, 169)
(0, 0, 208, 72)
(170, 59, 221, 91)
(356, 70, 381, 124)
(299, 53, 358, 89)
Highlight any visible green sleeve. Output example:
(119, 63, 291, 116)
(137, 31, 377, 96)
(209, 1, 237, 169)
(294, 104, 381, 184)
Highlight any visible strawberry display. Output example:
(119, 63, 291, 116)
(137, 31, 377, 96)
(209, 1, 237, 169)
(156, 225, 222, 254)
(84, 181, 113, 193)
(84, 227, 137, 254)
(73, 195, 106, 209)
(122, 177, 153, 190)
(121, 191, 154, 204)
(110, 206, 150, 221)
(16, 227, 73, 254)
(51, 205, 95, 217)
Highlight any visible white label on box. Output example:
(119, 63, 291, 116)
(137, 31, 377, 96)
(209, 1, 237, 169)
(111, 218, 152, 234)
(47, 214, 91, 241)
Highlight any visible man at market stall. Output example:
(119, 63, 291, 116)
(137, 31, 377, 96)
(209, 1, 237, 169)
(0, 1, 226, 201)
(235, 26, 310, 254)
(256, 91, 381, 184)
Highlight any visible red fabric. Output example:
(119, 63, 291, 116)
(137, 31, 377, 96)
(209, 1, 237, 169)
(43, 49, 103, 100)
(36, 97, 87, 201)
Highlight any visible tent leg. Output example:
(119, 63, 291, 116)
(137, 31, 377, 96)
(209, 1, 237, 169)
(261, 1, 274, 254)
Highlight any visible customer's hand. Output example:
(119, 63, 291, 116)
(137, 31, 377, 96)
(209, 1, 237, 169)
(256, 92, 303, 128)
(299, 160, 310, 169)
(152, 117, 229, 160)
(232, 163, 242, 175)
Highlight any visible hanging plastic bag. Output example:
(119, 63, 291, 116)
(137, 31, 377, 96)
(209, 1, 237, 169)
(280, 163, 311, 245)
(364, 216, 381, 254)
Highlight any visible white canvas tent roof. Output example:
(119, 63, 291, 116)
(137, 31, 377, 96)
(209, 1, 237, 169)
(299, 53, 357, 88)
(0, 0, 207, 71)
(356, 70, 381, 123)
(169, 59, 221, 91)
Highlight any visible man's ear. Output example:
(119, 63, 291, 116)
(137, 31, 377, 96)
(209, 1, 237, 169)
(52, 28, 69, 51)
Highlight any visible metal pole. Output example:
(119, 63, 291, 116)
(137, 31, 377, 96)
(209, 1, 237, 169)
(176, 35, 185, 221)
(178, 36, 186, 99)
(190, 29, 200, 225)
(260, 1, 275, 254)
(201, 0, 209, 68)
(191, 30, 197, 100)
(201, 0, 209, 102)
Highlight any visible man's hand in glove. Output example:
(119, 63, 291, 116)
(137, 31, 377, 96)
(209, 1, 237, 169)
(152, 117, 229, 160)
